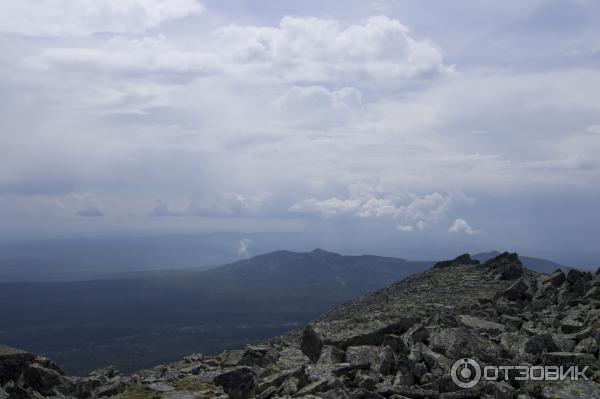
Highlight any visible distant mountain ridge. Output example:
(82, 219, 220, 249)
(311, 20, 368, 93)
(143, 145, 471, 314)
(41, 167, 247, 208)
(0, 248, 432, 374)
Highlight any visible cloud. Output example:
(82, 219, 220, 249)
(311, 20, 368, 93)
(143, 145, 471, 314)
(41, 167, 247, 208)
(210, 15, 452, 86)
(149, 200, 180, 217)
(187, 193, 272, 217)
(0, 0, 204, 36)
(26, 36, 219, 76)
(77, 206, 105, 218)
(397, 224, 414, 232)
(289, 183, 471, 230)
(236, 238, 252, 257)
(448, 218, 481, 235)
(273, 86, 363, 128)
(26, 16, 451, 89)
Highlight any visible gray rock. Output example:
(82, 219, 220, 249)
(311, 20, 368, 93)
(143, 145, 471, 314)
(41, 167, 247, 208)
(459, 315, 505, 334)
(403, 323, 429, 344)
(393, 370, 415, 386)
(256, 386, 277, 399)
(541, 352, 596, 367)
(0, 345, 36, 385)
(322, 388, 351, 399)
(575, 337, 599, 355)
(434, 254, 479, 269)
(524, 334, 559, 355)
(544, 270, 567, 286)
(500, 315, 522, 331)
(221, 350, 245, 367)
(381, 334, 407, 354)
(540, 380, 600, 398)
(566, 269, 584, 285)
(500, 278, 531, 301)
(370, 346, 396, 375)
(318, 345, 346, 366)
(301, 325, 324, 363)
(214, 367, 256, 399)
(585, 286, 600, 299)
(484, 252, 524, 280)
(350, 388, 385, 399)
(346, 346, 379, 368)
(21, 363, 70, 395)
(294, 379, 329, 396)
(96, 380, 128, 397)
(561, 315, 585, 334)
(354, 371, 378, 390)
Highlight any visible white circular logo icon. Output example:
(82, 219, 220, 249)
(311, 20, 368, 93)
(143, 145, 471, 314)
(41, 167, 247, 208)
(451, 358, 482, 389)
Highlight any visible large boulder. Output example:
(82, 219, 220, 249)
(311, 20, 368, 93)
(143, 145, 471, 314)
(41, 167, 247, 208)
(543, 270, 567, 287)
(0, 345, 36, 384)
(214, 367, 256, 399)
(483, 252, 524, 280)
(301, 325, 324, 362)
(524, 334, 559, 355)
(345, 346, 379, 368)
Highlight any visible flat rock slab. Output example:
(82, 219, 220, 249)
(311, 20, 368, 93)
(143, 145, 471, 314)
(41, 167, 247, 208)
(459, 315, 505, 334)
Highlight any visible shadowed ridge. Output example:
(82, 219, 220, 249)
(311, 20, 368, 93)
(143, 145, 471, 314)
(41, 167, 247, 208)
(433, 253, 480, 269)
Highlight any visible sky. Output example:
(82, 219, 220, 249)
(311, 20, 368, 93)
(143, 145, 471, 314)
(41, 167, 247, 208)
(1, 0, 599, 265)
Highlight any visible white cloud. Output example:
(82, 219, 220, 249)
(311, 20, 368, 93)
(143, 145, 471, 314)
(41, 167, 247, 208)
(289, 183, 471, 230)
(210, 15, 452, 86)
(26, 15, 451, 89)
(188, 193, 272, 217)
(236, 238, 252, 257)
(0, 0, 204, 36)
(448, 218, 481, 235)
(25, 36, 219, 76)
(273, 86, 363, 128)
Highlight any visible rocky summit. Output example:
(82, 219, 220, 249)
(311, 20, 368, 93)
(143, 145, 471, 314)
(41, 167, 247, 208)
(2, 252, 600, 399)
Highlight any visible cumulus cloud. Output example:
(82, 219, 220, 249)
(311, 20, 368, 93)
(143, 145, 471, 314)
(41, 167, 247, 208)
(26, 16, 451, 89)
(289, 183, 471, 230)
(448, 218, 481, 235)
(0, 0, 204, 36)
(236, 238, 252, 257)
(211, 16, 452, 86)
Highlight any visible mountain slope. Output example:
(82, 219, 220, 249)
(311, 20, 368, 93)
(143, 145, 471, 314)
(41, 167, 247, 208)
(0, 249, 432, 374)
(3, 252, 599, 398)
